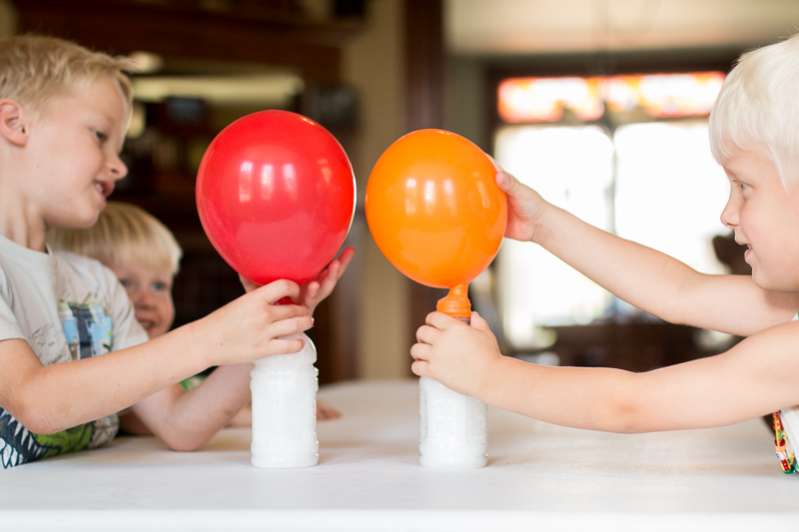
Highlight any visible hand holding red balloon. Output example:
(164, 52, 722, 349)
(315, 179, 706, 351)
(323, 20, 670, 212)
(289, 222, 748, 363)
(240, 247, 355, 314)
(297, 246, 355, 313)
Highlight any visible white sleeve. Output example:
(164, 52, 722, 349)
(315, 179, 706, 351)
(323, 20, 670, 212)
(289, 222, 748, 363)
(104, 269, 148, 351)
(0, 270, 24, 343)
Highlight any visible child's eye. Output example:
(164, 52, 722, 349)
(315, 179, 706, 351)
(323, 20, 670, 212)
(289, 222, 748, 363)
(732, 180, 748, 193)
(151, 281, 170, 292)
(93, 129, 108, 143)
(118, 278, 134, 289)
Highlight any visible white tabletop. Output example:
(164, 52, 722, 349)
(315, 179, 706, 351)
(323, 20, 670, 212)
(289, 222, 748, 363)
(1, 380, 796, 531)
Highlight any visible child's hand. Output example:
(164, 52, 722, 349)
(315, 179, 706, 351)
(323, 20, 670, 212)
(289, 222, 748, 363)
(316, 400, 341, 421)
(197, 280, 314, 365)
(410, 311, 504, 398)
(239, 274, 259, 293)
(496, 169, 549, 242)
(298, 247, 355, 314)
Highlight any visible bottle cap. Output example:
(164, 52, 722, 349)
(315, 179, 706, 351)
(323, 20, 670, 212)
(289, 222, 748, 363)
(436, 284, 471, 320)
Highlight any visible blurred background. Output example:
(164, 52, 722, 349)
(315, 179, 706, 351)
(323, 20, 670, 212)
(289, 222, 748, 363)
(2, 0, 796, 383)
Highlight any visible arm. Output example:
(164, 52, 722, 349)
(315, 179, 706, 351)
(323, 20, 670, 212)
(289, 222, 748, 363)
(499, 171, 799, 335)
(123, 255, 356, 450)
(413, 312, 799, 432)
(0, 281, 312, 435)
(0, 325, 209, 435)
(127, 364, 252, 451)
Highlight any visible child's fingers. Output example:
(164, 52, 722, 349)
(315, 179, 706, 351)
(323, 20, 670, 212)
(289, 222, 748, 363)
(302, 282, 321, 303)
(265, 337, 305, 356)
(495, 170, 512, 192)
(318, 263, 339, 290)
(314, 257, 348, 302)
(410, 342, 431, 361)
(317, 403, 341, 420)
(411, 360, 431, 377)
(267, 316, 314, 338)
(258, 280, 301, 303)
(239, 274, 260, 293)
(470, 311, 491, 331)
(320, 247, 354, 284)
(269, 304, 310, 321)
(415, 325, 440, 345)
(425, 311, 459, 330)
(337, 247, 355, 272)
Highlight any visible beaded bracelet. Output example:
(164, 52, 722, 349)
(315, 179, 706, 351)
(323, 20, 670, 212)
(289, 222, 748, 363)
(772, 411, 796, 474)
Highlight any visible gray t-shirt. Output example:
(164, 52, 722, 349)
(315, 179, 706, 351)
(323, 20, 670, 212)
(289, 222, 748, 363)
(0, 234, 148, 468)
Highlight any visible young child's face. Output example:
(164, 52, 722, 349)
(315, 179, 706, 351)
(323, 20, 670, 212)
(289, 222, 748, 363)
(110, 263, 175, 338)
(22, 76, 128, 228)
(720, 146, 799, 291)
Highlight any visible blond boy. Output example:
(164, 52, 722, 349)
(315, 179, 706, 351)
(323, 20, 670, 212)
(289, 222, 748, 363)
(0, 35, 348, 468)
(413, 34, 799, 472)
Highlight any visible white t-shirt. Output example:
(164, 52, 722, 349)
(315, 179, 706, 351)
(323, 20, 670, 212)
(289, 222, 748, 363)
(0, 234, 147, 469)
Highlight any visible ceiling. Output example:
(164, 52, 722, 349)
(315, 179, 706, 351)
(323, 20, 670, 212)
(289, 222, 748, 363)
(446, 0, 799, 56)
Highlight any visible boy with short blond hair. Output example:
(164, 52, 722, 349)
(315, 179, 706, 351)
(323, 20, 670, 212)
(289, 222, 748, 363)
(0, 35, 347, 468)
(413, 34, 799, 473)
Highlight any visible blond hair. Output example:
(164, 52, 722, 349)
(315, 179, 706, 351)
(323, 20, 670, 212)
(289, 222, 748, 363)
(0, 34, 133, 112)
(709, 33, 799, 185)
(48, 202, 182, 275)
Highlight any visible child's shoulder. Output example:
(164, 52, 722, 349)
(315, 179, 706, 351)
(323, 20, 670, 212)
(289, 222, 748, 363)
(52, 251, 122, 296)
(54, 249, 110, 275)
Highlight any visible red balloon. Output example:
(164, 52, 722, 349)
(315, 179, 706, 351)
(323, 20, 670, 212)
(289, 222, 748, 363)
(196, 110, 356, 285)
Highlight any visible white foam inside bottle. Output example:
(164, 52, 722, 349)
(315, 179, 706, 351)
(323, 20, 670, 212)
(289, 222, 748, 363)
(419, 376, 487, 469)
(250, 333, 319, 468)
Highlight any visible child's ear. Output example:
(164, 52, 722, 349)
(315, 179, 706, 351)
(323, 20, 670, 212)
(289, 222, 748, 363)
(0, 99, 30, 146)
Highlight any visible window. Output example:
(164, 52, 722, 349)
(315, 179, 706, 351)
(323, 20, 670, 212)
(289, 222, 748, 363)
(494, 73, 728, 349)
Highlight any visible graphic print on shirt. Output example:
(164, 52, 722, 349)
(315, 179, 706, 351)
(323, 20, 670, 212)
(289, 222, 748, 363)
(0, 299, 116, 468)
(59, 300, 113, 359)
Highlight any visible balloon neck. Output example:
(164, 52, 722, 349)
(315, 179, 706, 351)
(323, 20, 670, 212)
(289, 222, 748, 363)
(276, 296, 294, 305)
(436, 284, 471, 320)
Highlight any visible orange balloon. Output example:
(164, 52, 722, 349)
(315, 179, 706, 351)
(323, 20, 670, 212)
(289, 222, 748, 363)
(365, 129, 507, 290)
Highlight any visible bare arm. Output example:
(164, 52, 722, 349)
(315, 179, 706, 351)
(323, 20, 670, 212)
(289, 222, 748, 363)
(128, 364, 252, 451)
(536, 203, 799, 334)
(413, 312, 799, 433)
(0, 280, 312, 435)
(498, 171, 799, 335)
(0, 324, 209, 434)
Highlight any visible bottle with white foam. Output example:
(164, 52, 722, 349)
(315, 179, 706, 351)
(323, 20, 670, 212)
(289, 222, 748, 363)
(419, 376, 487, 468)
(250, 333, 318, 468)
(418, 285, 487, 468)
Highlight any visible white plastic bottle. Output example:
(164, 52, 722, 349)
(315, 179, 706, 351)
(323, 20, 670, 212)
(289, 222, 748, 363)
(418, 285, 487, 468)
(419, 377, 487, 468)
(250, 333, 318, 468)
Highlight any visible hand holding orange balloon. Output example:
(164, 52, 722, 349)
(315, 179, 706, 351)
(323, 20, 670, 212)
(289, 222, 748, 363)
(365, 129, 507, 318)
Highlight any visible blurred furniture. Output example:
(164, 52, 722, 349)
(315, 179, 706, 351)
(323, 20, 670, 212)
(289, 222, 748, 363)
(2, 380, 793, 531)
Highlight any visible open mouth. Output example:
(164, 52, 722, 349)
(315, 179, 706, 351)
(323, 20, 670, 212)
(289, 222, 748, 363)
(94, 180, 114, 199)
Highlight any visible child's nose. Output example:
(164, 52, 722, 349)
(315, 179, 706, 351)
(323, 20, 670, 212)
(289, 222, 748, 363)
(720, 202, 738, 228)
(108, 154, 128, 181)
(133, 291, 156, 308)
(720, 193, 740, 228)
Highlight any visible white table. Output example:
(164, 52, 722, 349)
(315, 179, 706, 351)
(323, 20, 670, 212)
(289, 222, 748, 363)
(1, 380, 796, 531)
